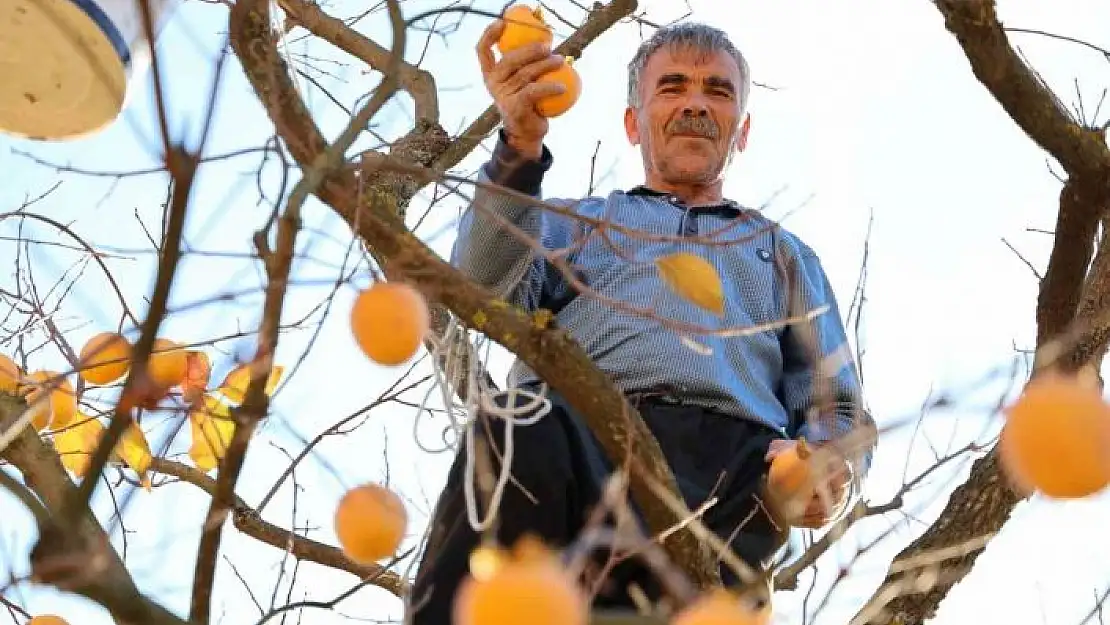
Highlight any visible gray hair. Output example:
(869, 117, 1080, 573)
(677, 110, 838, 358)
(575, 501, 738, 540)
(627, 23, 751, 117)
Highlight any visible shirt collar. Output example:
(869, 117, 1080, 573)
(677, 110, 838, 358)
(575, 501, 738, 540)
(625, 185, 743, 218)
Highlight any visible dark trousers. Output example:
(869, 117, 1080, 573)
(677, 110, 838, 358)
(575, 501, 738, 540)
(407, 388, 788, 624)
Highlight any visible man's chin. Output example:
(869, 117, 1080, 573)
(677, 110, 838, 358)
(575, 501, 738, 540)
(661, 160, 721, 184)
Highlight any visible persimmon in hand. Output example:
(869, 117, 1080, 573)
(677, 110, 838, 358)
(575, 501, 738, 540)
(535, 57, 581, 118)
(765, 437, 817, 519)
(496, 4, 553, 54)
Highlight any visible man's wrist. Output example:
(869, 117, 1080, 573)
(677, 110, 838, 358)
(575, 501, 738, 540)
(503, 130, 544, 161)
(485, 128, 553, 195)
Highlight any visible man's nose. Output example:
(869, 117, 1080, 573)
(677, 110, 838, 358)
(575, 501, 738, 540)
(681, 104, 710, 118)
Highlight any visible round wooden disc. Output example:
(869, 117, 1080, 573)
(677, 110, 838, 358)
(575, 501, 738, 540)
(0, 0, 129, 141)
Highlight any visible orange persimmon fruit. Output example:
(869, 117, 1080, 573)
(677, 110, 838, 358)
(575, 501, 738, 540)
(672, 588, 772, 625)
(535, 57, 581, 118)
(497, 4, 553, 54)
(334, 483, 408, 564)
(79, 331, 132, 385)
(999, 372, 1110, 499)
(350, 282, 430, 366)
(765, 437, 818, 522)
(453, 535, 587, 625)
(147, 338, 188, 389)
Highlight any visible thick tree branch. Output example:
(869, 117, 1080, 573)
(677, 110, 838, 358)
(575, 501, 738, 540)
(1061, 207, 1110, 370)
(1035, 178, 1101, 349)
(227, 0, 720, 591)
(855, 2, 1110, 623)
(0, 394, 186, 625)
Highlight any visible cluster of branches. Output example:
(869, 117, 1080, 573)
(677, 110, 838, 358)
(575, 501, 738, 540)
(1, 0, 1110, 624)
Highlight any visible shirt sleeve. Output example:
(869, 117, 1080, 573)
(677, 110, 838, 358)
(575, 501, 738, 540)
(779, 247, 878, 477)
(449, 129, 578, 313)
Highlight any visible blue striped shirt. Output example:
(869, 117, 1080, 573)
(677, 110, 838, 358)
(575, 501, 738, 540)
(451, 131, 876, 474)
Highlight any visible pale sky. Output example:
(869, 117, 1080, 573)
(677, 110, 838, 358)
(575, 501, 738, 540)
(1, 0, 1108, 624)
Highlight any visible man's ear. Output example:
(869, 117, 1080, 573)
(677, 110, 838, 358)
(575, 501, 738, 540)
(736, 113, 751, 152)
(624, 106, 640, 145)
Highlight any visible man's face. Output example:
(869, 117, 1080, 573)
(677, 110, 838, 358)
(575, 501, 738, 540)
(624, 45, 750, 186)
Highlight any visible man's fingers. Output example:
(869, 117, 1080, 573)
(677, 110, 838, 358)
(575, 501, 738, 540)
(764, 438, 794, 461)
(799, 499, 833, 528)
(489, 42, 552, 85)
(520, 80, 567, 104)
(798, 514, 828, 529)
(511, 54, 566, 86)
(476, 19, 505, 74)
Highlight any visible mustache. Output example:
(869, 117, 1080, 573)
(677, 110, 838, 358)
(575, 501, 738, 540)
(665, 116, 720, 139)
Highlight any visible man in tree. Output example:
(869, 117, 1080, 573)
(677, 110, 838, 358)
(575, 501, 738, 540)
(408, 20, 877, 623)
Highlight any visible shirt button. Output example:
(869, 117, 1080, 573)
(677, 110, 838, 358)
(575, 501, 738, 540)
(756, 249, 772, 262)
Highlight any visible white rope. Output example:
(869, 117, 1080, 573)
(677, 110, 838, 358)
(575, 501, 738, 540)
(419, 314, 552, 533)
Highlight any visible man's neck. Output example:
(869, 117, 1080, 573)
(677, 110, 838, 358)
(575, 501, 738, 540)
(642, 179, 725, 207)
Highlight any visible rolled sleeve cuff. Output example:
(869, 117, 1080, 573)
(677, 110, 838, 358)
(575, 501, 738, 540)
(483, 129, 553, 195)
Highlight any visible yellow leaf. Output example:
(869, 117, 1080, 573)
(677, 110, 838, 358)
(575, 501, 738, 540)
(654, 252, 726, 317)
(191, 393, 231, 425)
(189, 418, 219, 472)
(49, 378, 78, 430)
(52, 414, 104, 478)
(189, 393, 235, 471)
(218, 363, 284, 405)
(115, 422, 153, 475)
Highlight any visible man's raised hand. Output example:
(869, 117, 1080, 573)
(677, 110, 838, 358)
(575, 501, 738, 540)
(476, 19, 567, 159)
